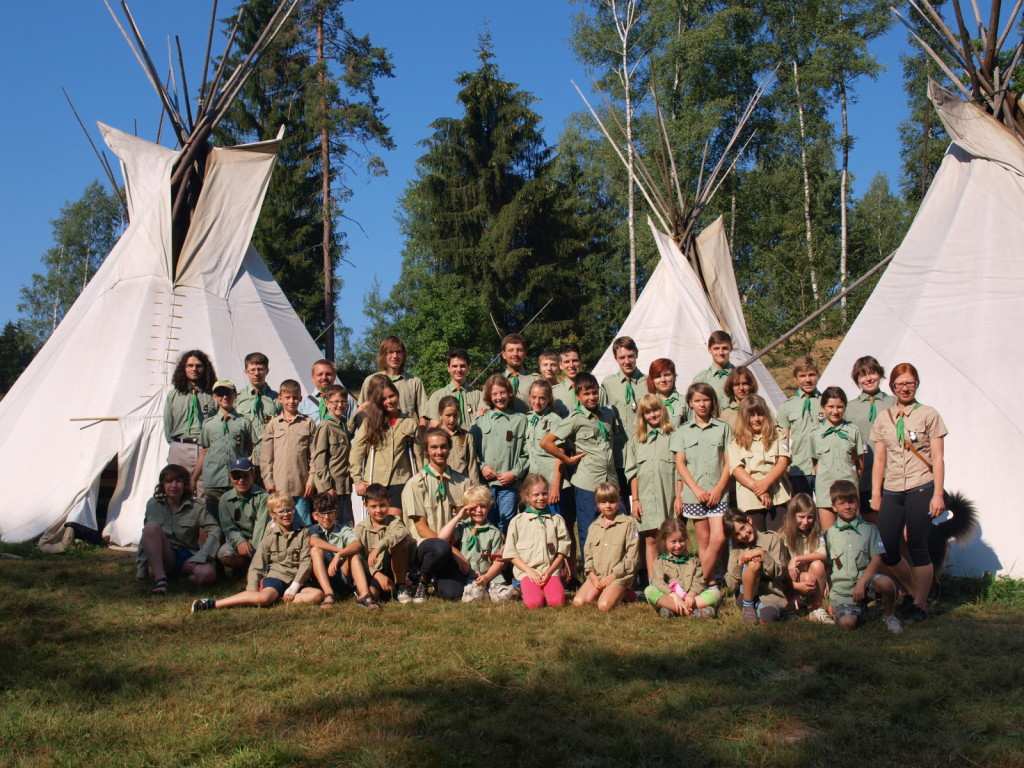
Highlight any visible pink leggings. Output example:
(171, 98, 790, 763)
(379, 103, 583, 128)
(520, 574, 565, 609)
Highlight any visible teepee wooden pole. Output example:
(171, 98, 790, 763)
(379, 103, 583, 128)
(61, 87, 129, 220)
(198, 0, 218, 113)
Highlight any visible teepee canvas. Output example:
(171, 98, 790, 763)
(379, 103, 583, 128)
(0, 125, 320, 547)
(821, 84, 1024, 576)
(592, 217, 785, 406)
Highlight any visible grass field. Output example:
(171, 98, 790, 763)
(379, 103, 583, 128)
(2, 546, 1024, 768)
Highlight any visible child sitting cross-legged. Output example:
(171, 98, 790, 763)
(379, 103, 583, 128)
(355, 484, 417, 604)
(573, 482, 639, 612)
(825, 480, 902, 634)
(307, 493, 379, 610)
(191, 494, 322, 612)
(724, 510, 789, 624)
(437, 484, 518, 603)
(644, 518, 722, 619)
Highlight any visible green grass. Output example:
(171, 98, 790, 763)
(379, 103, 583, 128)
(3, 550, 1024, 768)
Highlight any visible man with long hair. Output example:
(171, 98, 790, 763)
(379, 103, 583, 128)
(163, 350, 218, 490)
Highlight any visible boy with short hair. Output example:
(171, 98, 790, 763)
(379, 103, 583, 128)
(540, 372, 621, 551)
(552, 343, 583, 418)
(311, 384, 353, 526)
(825, 480, 902, 633)
(359, 336, 428, 425)
(235, 352, 279, 446)
(500, 332, 537, 413)
(191, 494, 322, 612)
(692, 331, 735, 410)
(260, 379, 316, 528)
(426, 348, 483, 427)
(724, 510, 789, 624)
(308, 493, 379, 609)
(438, 484, 517, 603)
(844, 356, 893, 517)
(195, 380, 255, 517)
(355, 483, 417, 603)
(776, 355, 824, 497)
(537, 350, 560, 386)
(600, 336, 646, 495)
(217, 458, 269, 573)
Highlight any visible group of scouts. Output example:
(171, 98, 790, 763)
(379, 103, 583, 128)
(142, 330, 949, 631)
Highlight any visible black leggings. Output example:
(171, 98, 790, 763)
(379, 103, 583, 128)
(748, 505, 787, 533)
(415, 539, 465, 600)
(879, 482, 933, 567)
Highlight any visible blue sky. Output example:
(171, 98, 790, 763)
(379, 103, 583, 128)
(0, 1, 911, 341)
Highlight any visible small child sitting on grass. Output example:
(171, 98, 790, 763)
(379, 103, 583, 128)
(191, 494, 321, 612)
(437, 484, 517, 603)
(573, 483, 638, 612)
(355, 484, 417, 604)
(307, 493, 379, 610)
(644, 518, 721, 619)
(724, 510, 789, 624)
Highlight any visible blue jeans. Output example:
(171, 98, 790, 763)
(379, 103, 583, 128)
(492, 487, 519, 533)
(292, 496, 312, 529)
(574, 488, 599, 550)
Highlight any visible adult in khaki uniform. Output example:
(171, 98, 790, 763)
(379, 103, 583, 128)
(163, 350, 218, 490)
(358, 336, 427, 425)
(869, 362, 948, 623)
(350, 380, 423, 510)
(235, 352, 279, 448)
(499, 332, 537, 414)
(551, 344, 583, 418)
(216, 458, 269, 572)
(426, 349, 483, 427)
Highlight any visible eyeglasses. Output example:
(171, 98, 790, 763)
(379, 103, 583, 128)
(229, 472, 251, 480)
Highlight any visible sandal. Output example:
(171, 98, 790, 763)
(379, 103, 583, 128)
(150, 577, 168, 595)
(356, 594, 381, 610)
(320, 593, 336, 609)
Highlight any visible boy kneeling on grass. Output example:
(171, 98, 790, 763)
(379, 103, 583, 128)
(191, 494, 321, 612)
(825, 480, 902, 634)
(308, 493, 379, 610)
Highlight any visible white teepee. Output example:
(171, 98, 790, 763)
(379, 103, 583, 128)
(592, 216, 785, 407)
(0, 125, 321, 547)
(821, 85, 1024, 576)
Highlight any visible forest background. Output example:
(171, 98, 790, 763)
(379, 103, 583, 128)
(2, 0, 968, 394)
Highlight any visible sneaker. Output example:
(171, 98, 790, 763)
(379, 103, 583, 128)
(396, 586, 414, 605)
(884, 614, 904, 634)
(904, 606, 928, 624)
(412, 581, 428, 604)
(190, 598, 215, 613)
(741, 604, 758, 624)
(693, 606, 717, 619)
(758, 605, 781, 624)
(462, 582, 486, 603)
(658, 607, 677, 619)
(808, 607, 835, 625)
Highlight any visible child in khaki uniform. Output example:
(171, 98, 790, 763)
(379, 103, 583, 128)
(776, 355, 824, 497)
(724, 510, 789, 624)
(426, 349, 483, 428)
(260, 379, 316, 528)
(780, 494, 831, 623)
(436, 394, 482, 484)
(537, 350, 560, 387)
(728, 395, 792, 532)
(647, 358, 686, 427)
(311, 384, 353, 526)
(720, 366, 758, 433)
(644, 519, 722, 618)
(358, 336, 428, 426)
(307, 494, 378, 609)
(551, 344, 582, 418)
(525, 381, 568, 518)
(844, 355, 894, 520)
(691, 330, 735, 413)
(600, 336, 646, 501)
(471, 374, 529, 532)
(573, 483, 638, 612)
(191, 494, 322, 611)
(502, 474, 571, 609)
(811, 387, 865, 530)
(351, 380, 423, 510)
(437, 485, 517, 603)
(355, 484, 416, 604)
(195, 379, 255, 517)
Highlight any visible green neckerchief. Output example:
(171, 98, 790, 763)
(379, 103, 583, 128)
(835, 516, 863, 532)
(525, 506, 549, 519)
(465, 523, 493, 552)
(324, 413, 340, 426)
(659, 552, 691, 565)
(505, 371, 520, 396)
(528, 413, 541, 427)
(184, 388, 202, 431)
(801, 389, 821, 416)
(712, 364, 732, 379)
(895, 402, 919, 445)
(823, 422, 849, 440)
(452, 384, 465, 426)
(317, 394, 328, 421)
(220, 412, 232, 435)
(422, 464, 447, 502)
(389, 373, 403, 383)
(574, 403, 609, 441)
(623, 375, 637, 409)
(251, 387, 265, 421)
(646, 427, 661, 443)
(861, 391, 881, 423)
(662, 391, 680, 417)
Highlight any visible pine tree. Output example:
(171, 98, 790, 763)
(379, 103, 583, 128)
(0, 321, 37, 397)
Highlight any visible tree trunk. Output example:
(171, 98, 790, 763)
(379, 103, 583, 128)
(839, 77, 849, 325)
(792, 60, 820, 308)
(622, 16, 637, 307)
(730, 184, 736, 250)
(317, 10, 334, 361)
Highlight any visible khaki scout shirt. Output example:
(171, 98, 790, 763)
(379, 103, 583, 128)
(218, 487, 269, 548)
(349, 415, 422, 487)
(624, 429, 676, 531)
(355, 515, 413, 573)
(720, 401, 742, 433)
(777, 390, 824, 477)
(454, 521, 508, 583)
(502, 510, 571, 580)
(552, 378, 579, 418)
(600, 370, 646, 469)
(426, 382, 483, 427)
(144, 497, 220, 564)
(660, 390, 687, 428)
(784, 530, 826, 559)
(670, 418, 731, 504)
(552, 405, 619, 492)
(725, 530, 788, 607)
(869, 403, 948, 492)
(583, 514, 639, 586)
(845, 390, 893, 497)
(358, 372, 427, 420)
(825, 516, 884, 606)
(246, 522, 312, 591)
(200, 411, 255, 489)
(447, 429, 482, 485)
(727, 427, 792, 512)
(163, 388, 217, 441)
(401, 465, 470, 541)
(312, 416, 352, 495)
(502, 369, 537, 414)
(649, 553, 706, 596)
(526, 410, 565, 488)
(470, 409, 529, 487)
(235, 384, 279, 444)
(260, 413, 315, 496)
(811, 420, 865, 504)
(692, 363, 734, 413)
